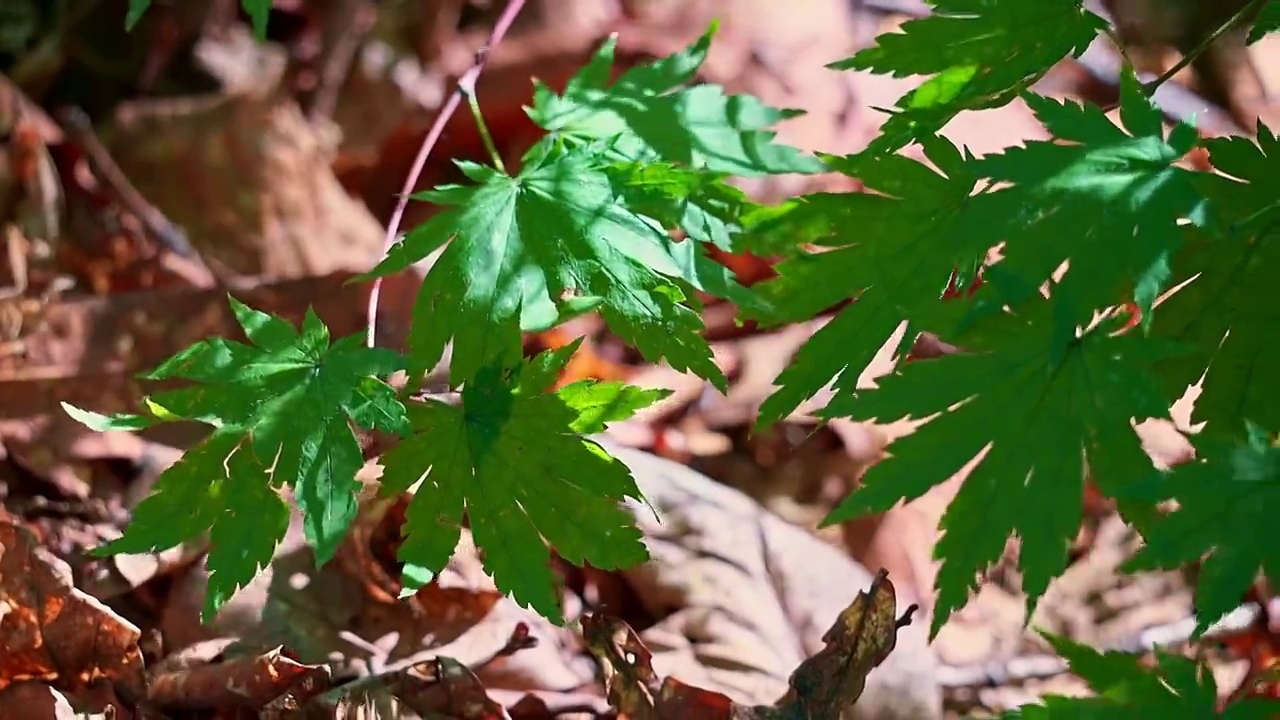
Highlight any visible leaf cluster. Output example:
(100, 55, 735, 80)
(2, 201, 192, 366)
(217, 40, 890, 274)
(80, 2, 1280, 715)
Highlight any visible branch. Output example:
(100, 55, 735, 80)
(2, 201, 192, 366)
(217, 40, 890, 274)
(1143, 0, 1268, 94)
(365, 0, 528, 349)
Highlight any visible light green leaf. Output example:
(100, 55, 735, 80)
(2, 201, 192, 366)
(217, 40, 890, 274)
(93, 297, 405, 587)
(832, 0, 1106, 153)
(242, 0, 271, 40)
(94, 429, 288, 622)
(125, 0, 152, 30)
(362, 145, 746, 391)
(377, 350, 662, 622)
(527, 26, 822, 176)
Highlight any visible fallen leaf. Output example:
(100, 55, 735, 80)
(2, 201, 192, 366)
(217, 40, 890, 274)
(0, 682, 82, 720)
(773, 570, 917, 716)
(106, 29, 383, 281)
(582, 571, 917, 719)
(147, 645, 330, 710)
(383, 657, 509, 719)
(600, 441, 942, 720)
(0, 519, 146, 698)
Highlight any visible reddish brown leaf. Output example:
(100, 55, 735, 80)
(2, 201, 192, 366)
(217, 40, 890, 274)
(0, 682, 81, 720)
(384, 657, 510, 719)
(0, 519, 146, 698)
(147, 645, 330, 710)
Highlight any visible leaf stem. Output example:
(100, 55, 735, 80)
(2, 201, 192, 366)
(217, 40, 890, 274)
(463, 83, 507, 174)
(1142, 0, 1267, 94)
(365, 0, 528, 349)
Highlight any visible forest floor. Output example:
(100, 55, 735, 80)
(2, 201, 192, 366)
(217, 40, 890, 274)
(1, 1, 1277, 718)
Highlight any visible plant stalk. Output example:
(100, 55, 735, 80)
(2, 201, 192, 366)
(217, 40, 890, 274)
(365, 0, 528, 349)
(1142, 0, 1268, 93)
(464, 86, 506, 174)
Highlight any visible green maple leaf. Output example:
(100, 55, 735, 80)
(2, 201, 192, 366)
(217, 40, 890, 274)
(832, 0, 1105, 153)
(1121, 423, 1280, 634)
(1003, 632, 1239, 717)
(362, 144, 750, 390)
(70, 428, 290, 622)
(604, 160, 754, 253)
(1249, 1, 1280, 44)
(527, 24, 823, 177)
(523, 24, 819, 258)
(127, 0, 269, 38)
(377, 342, 666, 622)
(241, 0, 271, 39)
(1150, 123, 1278, 431)
(748, 133, 996, 426)
(124, 0, 152, 29)
(819, 294, 1173, 635)
(65, 297, 408, 585)
(973, 70, 1210, 328)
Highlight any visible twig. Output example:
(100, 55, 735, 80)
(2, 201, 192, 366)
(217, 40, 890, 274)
(54, 107, 228, 287)
(303, 0, 378, 122)
(1143, 0, 1269, 94)
(364, 0, 528, 349)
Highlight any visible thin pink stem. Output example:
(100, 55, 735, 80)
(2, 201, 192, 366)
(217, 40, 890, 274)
(365, 0, 529, 349)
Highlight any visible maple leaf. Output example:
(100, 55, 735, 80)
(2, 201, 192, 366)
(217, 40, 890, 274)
(747, 133, 996, 426)
(64, 298, 408, 587)
(818, 293, 1172, 635)
(376, 342, 666, 622)
(240, 0, 271, 39)
(524, 27, 818, 259)
(1121, 423, 1280, 634)
(973, 70, 1210, 329)
(125, 0, 151, 29)
(362, 144, 750, 390)
(64, 428, 289, 621)
(1002, 632, 1260, 717)
(527, 24, 823, 177)
(832, 0, 1105, 153)
(1149, 123, 1279, 431)
(1249, 1, 1280, 44)
(127, 0, 269, 37)
(604, 160, 754, 253)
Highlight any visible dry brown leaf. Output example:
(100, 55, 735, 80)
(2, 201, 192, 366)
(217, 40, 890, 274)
(334, 493, 503, 647)
(245, 493, 589, 699)
(583, 573, 915, 719)
(0, 519, 146, 699)
(382, 657, 509, 720)
(773, 570, 917, 716)
(104, 28, 382, 282)
(0, 682, 83, 720)
(312, 625, 538, 719)
(600, 441, 942, 720)
(493, 688, 614, 717)
(147, 644, 330, 711)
